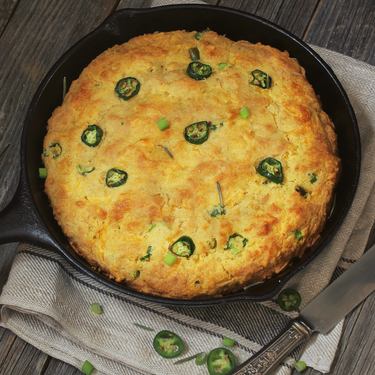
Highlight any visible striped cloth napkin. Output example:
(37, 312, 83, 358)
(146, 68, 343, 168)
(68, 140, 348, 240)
(1, 1, 375, 374)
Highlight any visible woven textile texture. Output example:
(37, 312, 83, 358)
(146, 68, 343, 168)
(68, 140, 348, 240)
(1, 2, 375, 375)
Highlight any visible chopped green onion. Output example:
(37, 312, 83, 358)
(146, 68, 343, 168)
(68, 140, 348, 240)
(294, 361, 307, 372)
(133, 323, 155, 331)
(39, 168, 47, 178)
(157, 117, 169, 130)
(148, 223, 156, 232)
(0, 143, 10, 159)
(195, 352, 207, 365)
(218, 63, 232, 69)
(239, 106, 250, 119)
(163, 145, 174, 159)
(309, 172, 318, 183)
(216, 181, 224, 207)
(222, 337, 236, 347)
(90, 303, 102, 314)
(292, 229, 303, 241)
(173, 354, 198, 365)
(164, 253, 177, 266)
(81, 360, 94, 375)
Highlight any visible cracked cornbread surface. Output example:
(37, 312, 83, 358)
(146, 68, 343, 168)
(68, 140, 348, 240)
(42, 30, 340, 299)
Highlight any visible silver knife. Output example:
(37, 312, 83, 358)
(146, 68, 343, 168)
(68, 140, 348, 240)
(229, 243, 375, 375)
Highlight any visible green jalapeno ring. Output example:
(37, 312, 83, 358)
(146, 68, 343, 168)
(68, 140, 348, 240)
(49, 142, 62, 158)
(257, 157, 284, 184)
(277, 289, 302, 311)
(184, 121, 210, 144)
(106, 168, 128, 187)
(224, 234, 248, 255)
(207, 348, 236, 375)
(153, 330, 184, 358)
(250, 69, 272, 89)
(81, 125, 103, 147)
(187, 61, 212, 81)
(170, 236, 195, 258)
(115, 77, 140, 100)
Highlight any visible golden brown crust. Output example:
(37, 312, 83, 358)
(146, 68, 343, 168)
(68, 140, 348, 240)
(42, 30, 340, 299)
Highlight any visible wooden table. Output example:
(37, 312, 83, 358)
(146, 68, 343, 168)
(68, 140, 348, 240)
(0, 0, 374, 374)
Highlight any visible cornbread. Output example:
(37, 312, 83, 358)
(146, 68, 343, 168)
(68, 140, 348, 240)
(42, 30, 340, 299)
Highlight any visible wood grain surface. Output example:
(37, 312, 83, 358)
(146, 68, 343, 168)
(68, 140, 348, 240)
(0, 0, 374, 374)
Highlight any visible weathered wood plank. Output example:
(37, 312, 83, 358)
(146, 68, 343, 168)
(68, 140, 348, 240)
(0, 328, 49, 375)
(0, 0, 18, 37)
(304, 0, 375, 65)
(0, 0, 121, 374)
(219, 0, 320, 39)
(43, 359, 82, 375)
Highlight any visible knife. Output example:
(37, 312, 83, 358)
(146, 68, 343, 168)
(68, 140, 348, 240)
(229, 243, 375, 375)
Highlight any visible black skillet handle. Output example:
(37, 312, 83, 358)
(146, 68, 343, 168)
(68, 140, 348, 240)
(0, 176, 56, 249)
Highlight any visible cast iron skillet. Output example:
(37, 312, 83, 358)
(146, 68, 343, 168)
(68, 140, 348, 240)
(0, 5, 360, 306)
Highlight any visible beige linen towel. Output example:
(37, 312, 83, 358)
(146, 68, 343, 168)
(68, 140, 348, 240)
(1, 2, 375, 375)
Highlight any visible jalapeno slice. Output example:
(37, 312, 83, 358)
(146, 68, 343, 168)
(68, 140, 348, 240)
(187, 61, 212, 80)
(278, 289, 302, 311)
(49, 142, 62, 158)
(251, 69, 272, 89)
(257, 157, 284, 184)
(224, 234, 248, 255)
(115, 77, 140, 100)
(81, 125, 103, 147)
(170, 236, 195, 258)
(189, 47, 200, 61)
(184, 121, 209, 144)
(153, 330, 184, 358)
(106, 168, 128, 187)
(207, 348, 236, 375)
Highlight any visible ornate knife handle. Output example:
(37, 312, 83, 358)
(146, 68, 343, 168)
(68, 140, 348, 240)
(228, 320, 312, 375)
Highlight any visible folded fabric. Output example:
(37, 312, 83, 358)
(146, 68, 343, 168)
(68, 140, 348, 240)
(1, 2, 375, 375)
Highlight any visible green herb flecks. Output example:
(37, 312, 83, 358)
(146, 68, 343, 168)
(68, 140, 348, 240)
(173, 354, 198, 365)
(140, 246, 153, 261)
(218, 62, 232, 69)
(210, 205, 226, 217)
(292, 229, 303, 241)
(195, 28, 211, 40)
(295, 186, 308, 198)
(148, 223, 156, 232)
(163, 145, 174, 159)
(133, 323, 155, 331)
(309, 172, 318, 183)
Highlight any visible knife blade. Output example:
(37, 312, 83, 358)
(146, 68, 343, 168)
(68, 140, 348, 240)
(228, 243, 375, 375)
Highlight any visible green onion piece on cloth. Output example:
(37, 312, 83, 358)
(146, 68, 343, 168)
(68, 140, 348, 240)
(90, 303, 102, 314)
(82, 360, 94, 375)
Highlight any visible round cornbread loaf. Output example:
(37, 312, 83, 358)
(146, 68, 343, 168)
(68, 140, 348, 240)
(42, 30, 340, 299)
